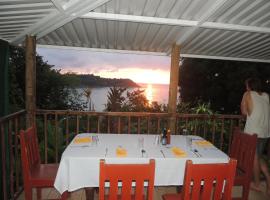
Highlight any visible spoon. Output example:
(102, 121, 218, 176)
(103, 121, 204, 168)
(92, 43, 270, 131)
(141, 149, 146, 157)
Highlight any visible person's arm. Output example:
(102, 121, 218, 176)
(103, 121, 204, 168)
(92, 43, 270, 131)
(241, 91, 252, 116)
(241, 92, 248, 116)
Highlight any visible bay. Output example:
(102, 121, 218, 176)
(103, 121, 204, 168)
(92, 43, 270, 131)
(77, 83, 169, 111)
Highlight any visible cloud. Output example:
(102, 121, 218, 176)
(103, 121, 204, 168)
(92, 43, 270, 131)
(37, 47, 171, 83)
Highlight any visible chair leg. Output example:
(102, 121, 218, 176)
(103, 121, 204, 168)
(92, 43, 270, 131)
(85, 187, 95, 200)
(37, 188, 42, 200)
(61, 191, 69, 200)
(242, 183, 250, 200)
(24, 185, 33, 200)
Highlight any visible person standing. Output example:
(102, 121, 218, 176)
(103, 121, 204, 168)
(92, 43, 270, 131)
(241, 78, 270, 194)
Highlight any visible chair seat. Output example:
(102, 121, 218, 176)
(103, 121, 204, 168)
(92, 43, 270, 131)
(234, 168, 247, 185)
(31, 164, 59, 186)
(162, 193, 182, 200)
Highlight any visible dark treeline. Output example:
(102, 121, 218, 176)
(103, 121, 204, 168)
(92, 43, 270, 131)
(63, 73, 139, 88)
(180, 58, 270, 114)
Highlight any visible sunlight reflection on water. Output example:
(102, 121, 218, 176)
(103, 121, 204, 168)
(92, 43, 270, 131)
(77, 83, 169, 111)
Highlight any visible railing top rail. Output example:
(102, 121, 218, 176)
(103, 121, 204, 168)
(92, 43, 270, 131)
(36, 109, 243, 119)
(36, 109, 170, 117)
(0, 109, 26, 123)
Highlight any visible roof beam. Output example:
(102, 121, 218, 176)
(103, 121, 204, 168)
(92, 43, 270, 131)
(11, 0, 112, 45)
(51, 0, 65, 12)
(37, 44, 168, 56)
(82, 12, 270, 34)
(37, 44, 270, 64)
(82, 12, 197, 27)
(181, 54, 270, 64)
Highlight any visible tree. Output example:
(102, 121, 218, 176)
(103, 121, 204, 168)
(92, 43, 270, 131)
(105, 87, 126, 111)
(123, 89, 150, 112)
(8, 46, 85, 112)
(179, 58, 270, 114)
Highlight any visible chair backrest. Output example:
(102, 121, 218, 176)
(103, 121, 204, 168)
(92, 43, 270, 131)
(182, 159, 237, 200)
(229, 127, 257, 179)
(20, 126, 41, 181)
(99, 159, 155, 200)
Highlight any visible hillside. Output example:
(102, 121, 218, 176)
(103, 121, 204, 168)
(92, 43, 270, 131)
(64, 73, 139, 87)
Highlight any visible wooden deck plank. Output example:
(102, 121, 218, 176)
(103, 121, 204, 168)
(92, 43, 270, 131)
(18, 183, 269, 200)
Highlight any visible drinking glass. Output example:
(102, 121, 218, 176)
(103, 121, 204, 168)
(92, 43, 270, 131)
(138, 137, 144, 149)
(186, 136, 192, 150)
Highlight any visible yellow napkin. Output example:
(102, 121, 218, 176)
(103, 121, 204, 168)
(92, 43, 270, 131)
(171, 147, 186, 158)
(116, 147, 127, 157)
(194, 140, 213, 147)
(73, 137, 92, 144)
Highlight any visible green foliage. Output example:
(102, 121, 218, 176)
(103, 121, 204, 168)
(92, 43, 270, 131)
(105, 87, 126, 111)
(123, 89, 149, 112)
(8, 46, 86, 111)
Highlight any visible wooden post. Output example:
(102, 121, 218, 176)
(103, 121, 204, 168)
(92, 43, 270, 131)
(25, 35, 36, 128)
(168, 44, 180, 134)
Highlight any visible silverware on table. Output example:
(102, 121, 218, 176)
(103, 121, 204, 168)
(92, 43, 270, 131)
(191, 149, 201, 157)
(141, 149, 146, 157)
(160, 150, 165, 158)
(105, 148, 108, 157)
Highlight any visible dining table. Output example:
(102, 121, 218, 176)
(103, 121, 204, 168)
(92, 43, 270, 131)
(54, 133, 229, 197)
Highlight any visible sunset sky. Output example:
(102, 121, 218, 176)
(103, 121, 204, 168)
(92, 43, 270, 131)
(37, 47, 171, 84)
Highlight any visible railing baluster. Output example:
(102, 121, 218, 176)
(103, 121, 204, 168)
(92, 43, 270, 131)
(157, 117, 160, 134)
(8, 120, 14, 197)
(44, 114, 48, 164)
(14, 117, 19, 192)
(203, 117, 207, 138)
(220, 117, 225, 150)
(228, 119, 233, 154)
(65, 114, 69, 146)
(1, 124, 7, 200)
(137, 117, 140, 134)
(107, 116, 110, 133)
(211, 117, 216, 144)
(76, 115, 79, 134)
(87, 115, 90, 133)
(147, 116, 150, 134)
(117, 117, 121, 134)
(128, 116, 131, 134)
(55, 113, 58, 163)
(97, 116, 100, 133)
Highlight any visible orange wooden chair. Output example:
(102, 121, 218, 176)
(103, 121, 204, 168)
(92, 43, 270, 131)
(162, 159, 237, 200)
(99, 159, 155, 200)
(20, 126, 62, 200)
(229, 128, 257, 200)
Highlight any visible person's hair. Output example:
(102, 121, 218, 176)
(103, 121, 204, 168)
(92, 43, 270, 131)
(245, 78, 262, 92)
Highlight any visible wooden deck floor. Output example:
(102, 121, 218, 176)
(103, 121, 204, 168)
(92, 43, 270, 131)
(17, 182, 269, 200)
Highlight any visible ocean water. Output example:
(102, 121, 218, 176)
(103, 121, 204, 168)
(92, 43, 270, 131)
(77, 83, 169, 111)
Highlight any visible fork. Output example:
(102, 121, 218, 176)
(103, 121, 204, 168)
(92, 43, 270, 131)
(105, 148, 108, 157)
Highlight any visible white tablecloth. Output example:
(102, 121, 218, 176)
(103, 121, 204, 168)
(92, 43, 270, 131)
(54, 133, 229, 194)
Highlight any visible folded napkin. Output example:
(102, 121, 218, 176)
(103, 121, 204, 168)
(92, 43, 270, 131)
(171, 147, 186, 158)
(73, 137, 92, 144)
(116, 147, 127, 157)
(194, 140, 213, 147)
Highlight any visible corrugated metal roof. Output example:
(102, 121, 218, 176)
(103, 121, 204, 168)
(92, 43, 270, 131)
(1, 0, 270, 63)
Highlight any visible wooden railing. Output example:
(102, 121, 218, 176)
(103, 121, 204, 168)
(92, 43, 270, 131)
(35, 109, 245, 164)
(0, 109, 245, 200)
(0, 110, 26, 200)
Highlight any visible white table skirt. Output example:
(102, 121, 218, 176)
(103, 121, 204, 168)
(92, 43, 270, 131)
(54, 133, 229, 194)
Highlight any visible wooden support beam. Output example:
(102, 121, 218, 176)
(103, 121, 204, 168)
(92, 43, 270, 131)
(168, 44, 180, 134)
(25, 35, 36, 128)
